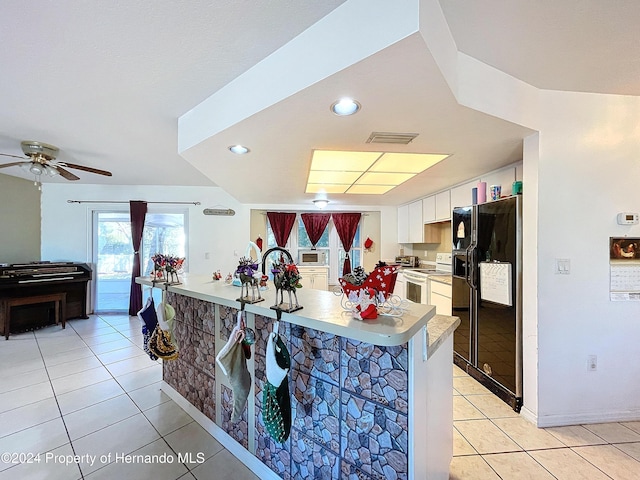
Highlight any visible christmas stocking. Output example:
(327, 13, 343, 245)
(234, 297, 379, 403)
(216, 326, 252, 422)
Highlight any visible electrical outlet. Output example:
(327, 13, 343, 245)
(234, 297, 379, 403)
(587, 355, 597, 372)
(204, 252, 210, 260)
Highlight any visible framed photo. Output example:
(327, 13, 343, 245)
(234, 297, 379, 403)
(610, 237, 640, 260)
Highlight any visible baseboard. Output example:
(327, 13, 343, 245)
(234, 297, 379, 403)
(519, 406, 537, 425)
(534, 408, 640, 428)
(160, 381, 280, 480)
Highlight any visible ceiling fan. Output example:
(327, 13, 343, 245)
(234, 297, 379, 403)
(0, 140, 112, 187)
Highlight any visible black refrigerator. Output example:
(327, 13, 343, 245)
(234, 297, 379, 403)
(452, 195, 523, 411)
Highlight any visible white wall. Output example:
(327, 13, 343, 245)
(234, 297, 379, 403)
(41, 184, 249, 278)
(417, 2, 640, 424)
(534, 91, 640, 426)
(0, 174, 41, 263)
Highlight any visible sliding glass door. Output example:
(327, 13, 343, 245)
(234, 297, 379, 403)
(93, 210, 187, 313)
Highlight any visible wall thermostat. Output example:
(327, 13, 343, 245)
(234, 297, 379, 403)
(617, 212, 639, 225)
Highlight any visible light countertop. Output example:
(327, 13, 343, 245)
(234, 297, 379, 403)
(137, 274, 450, 348)
(429, 275, 452, 285)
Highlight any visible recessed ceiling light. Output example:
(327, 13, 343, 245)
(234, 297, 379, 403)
(330, 98, 361, 116)
(228, 145, 250, 154)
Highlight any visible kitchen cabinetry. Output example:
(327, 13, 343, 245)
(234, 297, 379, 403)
(423, 223, 441, 243)
(422, 196, 436, 223)
(450, 180, 478, 209)
(296, 266, 329, 291)
(429, 278, 451, 315)
(435, 190, 451, 221)
(424, 191, 451, 223)
(394, 271, 406, 300)
(408, 200, 423, 243)
(397, 204, 409, 243)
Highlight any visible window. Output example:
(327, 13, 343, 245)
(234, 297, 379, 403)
(265, 213, 361, 285)
(93, 210, 187, 312)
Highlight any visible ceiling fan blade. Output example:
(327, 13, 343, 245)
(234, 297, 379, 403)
(0, 153, 26, 160)
(55, 166, 80, 181)
(0, 161, 29, 169)
(61, 162, 112, 177)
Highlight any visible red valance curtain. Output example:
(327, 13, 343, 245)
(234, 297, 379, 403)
(266, 212, 297, 247)
(128, 200, 147, 315)
(332, 212, 361, 275)
(300, 213, 331, 248)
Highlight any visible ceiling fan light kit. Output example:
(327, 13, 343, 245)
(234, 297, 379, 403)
(0, 140, 113, 187)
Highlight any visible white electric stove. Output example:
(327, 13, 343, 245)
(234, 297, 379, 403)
(403, 253, 452, 304)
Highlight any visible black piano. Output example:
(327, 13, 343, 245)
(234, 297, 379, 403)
(0, 262, 92, 335)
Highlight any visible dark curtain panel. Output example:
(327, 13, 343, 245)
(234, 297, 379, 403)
(300, 213, 331, 248)
(267, 212, 297, 247)
(128, 200, 148, 316)
(332, 212, 361, 275)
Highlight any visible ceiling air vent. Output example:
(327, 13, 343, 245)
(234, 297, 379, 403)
(365, 132, 418, 145)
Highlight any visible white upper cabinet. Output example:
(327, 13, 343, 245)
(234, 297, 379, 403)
(482, 167, 516, 197)
(398, 204, 409, 243)
(422, 196, 436, 223)
(435, 190, 451, 221)
(450, 180, 478, 209)
(408, 200, 423, 243)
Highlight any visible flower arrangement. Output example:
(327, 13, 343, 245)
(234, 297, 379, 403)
(151, 253, 185, 284)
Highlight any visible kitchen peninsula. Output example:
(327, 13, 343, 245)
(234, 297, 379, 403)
(136, 275, 459, 480)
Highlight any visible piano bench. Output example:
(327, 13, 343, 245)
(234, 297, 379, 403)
(1, 293, 67, 340)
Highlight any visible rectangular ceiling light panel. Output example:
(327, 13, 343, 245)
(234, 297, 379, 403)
(346, 185, 395, 194)
(355, 172, 415, 185)
(310, 150, 381, 171)
(307, 170, 362, 184)
(306, 150, 449, 195)
(305, 184, 349, 194)
(370, 153, 449, 173)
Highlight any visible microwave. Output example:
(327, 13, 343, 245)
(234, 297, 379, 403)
(298, 249, 327, 265)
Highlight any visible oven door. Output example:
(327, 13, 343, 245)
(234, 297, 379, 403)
(404, 272, 428, 303)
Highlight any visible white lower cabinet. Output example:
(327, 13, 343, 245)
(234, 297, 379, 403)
(296, 266, 329, 291)
(394, 271, 406, 300)
(429, 278, 452, 315)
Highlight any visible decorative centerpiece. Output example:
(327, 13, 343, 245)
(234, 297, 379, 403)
(259, 246, 303, 313)
(235, 256, 264, 304)
(337, 264, 406, 319)
(151, 254, 185, 285)
(270, 261, 302, 313)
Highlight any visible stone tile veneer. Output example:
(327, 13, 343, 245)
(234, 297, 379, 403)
(164, 294, 410, 480)
(221, 384, 249, 449)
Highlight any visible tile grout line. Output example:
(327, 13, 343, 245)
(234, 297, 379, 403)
(454, 367, 631, 480)
(34, 329, 86, 480)
(85, 313, 197, 477)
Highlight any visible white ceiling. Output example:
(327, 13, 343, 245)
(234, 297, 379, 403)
(1, 0, 638, 206)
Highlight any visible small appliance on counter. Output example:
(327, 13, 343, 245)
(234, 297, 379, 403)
(394, 255, 420, 268)
(298, 249, 327, 266)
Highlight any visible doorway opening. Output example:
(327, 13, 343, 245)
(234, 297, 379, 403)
(92, 210, 187, 313)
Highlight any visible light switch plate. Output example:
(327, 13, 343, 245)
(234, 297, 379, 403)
(555, 258, 570, 274)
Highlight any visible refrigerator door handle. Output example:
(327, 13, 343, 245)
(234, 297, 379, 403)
(464, 245, 472, 286)
(469, 246, 477, 289)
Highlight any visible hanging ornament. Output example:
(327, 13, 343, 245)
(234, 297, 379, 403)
(364, 237, 374, 252)
(256, 236, 263, 251)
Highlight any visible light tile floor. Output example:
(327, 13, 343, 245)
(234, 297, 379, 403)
(451, 364, 640, 479)
(2, 314, 640, 479)
(0, 314, 258, 480)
